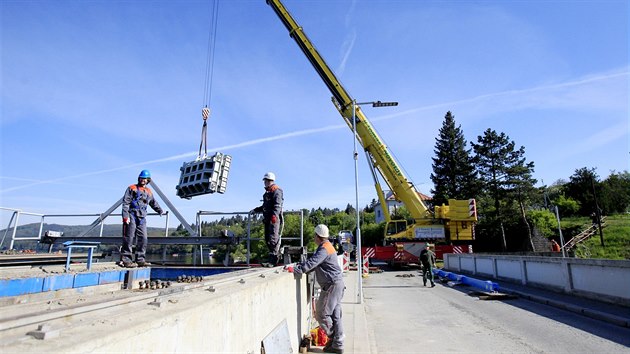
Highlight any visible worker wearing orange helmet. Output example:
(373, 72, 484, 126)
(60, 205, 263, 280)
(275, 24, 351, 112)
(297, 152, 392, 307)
(252, 172, 284, 266)
(120, 170, 164, 268)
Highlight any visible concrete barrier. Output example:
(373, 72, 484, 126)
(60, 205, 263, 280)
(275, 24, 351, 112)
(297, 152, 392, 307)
(0, 267, 311, 353)
(444, 254, 630, 306)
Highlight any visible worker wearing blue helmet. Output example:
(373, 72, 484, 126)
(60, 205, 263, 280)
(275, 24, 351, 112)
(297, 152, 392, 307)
(120, 170, 164, 268)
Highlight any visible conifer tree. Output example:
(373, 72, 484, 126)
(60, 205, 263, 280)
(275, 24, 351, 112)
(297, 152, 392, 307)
(430, 111, 478, 206)
(472, 129, 536, 251)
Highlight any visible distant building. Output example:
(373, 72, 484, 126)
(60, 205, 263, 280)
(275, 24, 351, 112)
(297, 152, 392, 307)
(374, 190, 432, 224)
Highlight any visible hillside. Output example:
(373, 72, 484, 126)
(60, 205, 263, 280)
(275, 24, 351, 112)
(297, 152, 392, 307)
(579, 214, 630, 260)
(563, 214, 630, 260)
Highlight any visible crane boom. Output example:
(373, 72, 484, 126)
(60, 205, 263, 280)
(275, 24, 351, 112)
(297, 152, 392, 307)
(266, 0, 432, 223)
(267, 0, 476, 244)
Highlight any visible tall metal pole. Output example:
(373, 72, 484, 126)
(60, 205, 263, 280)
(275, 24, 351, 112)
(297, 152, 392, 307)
(352, 99, 363, 304)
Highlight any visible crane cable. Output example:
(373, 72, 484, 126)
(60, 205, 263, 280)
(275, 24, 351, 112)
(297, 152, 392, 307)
(199, 0, 220, 160)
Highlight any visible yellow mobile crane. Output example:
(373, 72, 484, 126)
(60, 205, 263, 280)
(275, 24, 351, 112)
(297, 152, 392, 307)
(267, 0, 477, 262)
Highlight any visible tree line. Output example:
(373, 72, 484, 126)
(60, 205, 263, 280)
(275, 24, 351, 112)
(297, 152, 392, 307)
(429, 111, 629, 252)
(174, 111, 629, 258)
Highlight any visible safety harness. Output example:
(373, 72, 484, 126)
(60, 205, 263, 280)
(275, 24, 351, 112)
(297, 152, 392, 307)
(129, 184, 150, 225)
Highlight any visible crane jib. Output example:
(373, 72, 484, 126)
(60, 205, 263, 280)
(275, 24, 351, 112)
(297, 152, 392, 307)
(267, 0, 476, 235)
(267, 0, 353, 109)
(267, 0, 429, 216)
(266, 0, 478, 244)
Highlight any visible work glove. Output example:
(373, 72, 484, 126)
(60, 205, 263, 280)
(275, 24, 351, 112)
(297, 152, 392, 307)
(123, 217, 130, 225)
(271, 215, 277, 224)
(283, 263, 295, 273)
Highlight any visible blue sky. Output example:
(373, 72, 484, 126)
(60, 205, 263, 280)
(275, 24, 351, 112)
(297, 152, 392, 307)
(1, 0, 628, 228)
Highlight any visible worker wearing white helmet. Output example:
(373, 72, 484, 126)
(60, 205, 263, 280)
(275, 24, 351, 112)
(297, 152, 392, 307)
(292, 224, 345, 353)
(252, 172, 284, 266)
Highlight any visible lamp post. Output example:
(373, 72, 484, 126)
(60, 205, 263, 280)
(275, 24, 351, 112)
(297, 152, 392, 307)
(352, 99, 398, 304)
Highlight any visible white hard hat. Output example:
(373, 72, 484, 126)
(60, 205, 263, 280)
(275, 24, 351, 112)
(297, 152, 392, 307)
(263, 172, 276, 181)
(314, 224, 329, 238)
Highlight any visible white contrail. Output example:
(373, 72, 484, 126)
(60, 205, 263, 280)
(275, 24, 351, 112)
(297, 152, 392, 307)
(369, 70, 629, 123)
(337, 30, 356, 76)
(1, 69, 626, 194)
(0, 124, 346, 193)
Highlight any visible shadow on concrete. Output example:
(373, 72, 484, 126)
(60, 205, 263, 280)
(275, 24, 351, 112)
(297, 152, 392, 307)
(433, 273, 630, 348)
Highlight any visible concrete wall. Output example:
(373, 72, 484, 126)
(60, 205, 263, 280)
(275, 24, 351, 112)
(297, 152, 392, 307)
(1, 268, 311, 353)
(444, 254, 630, 306)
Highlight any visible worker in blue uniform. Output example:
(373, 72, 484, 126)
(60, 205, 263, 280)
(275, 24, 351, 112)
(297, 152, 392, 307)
(252, 172, 284, 266)
(291, 224, 345, 354)
(120, 170, 164, 268)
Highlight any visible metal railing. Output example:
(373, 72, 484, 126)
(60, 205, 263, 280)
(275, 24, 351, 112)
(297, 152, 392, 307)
(195, 209, 305, 266)
(0, 207, 170, 251)
(562, 216, 608, 252)
(2, 206, 307, 267)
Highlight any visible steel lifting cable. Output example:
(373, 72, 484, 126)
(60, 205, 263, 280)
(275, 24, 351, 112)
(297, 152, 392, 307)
(199, 0, 220, 159)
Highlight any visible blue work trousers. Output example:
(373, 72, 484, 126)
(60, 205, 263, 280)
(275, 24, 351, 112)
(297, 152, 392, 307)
(121, 216, 148, 263)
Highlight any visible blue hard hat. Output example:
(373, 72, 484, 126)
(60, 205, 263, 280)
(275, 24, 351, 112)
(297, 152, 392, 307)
(138, 170, 151, 179)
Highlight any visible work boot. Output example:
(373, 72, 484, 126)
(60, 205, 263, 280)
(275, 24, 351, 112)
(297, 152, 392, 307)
(431, 283, 435, 288)
(120, 261, 137, 268)
(323, 338, 333, 351)
(323, 346, 343, 354)
(136, 261, 151, 267)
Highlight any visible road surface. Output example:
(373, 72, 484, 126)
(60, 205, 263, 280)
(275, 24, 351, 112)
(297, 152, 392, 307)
(362, 270, 630, 353)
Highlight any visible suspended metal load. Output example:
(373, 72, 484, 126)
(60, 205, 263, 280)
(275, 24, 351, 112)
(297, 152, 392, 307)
(175, 5, 231, 200)
(176, 152, 231, 199)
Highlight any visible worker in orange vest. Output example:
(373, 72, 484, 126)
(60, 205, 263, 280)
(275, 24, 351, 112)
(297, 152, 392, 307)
(120, 170, 164, 268)
(252, 172, 284, 267)
(551, 239, 561, 252)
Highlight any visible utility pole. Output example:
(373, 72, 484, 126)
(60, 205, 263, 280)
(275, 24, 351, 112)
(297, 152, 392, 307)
(554, 205, 566, 258)
(591, 176, 605, 247)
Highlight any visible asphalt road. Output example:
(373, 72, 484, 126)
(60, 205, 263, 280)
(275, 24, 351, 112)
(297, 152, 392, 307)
(362, 270, 630, 353)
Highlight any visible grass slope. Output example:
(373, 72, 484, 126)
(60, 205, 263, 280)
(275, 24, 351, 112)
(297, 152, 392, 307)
(564, 214, 630, 260)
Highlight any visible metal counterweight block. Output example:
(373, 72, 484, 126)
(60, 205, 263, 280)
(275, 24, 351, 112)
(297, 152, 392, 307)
(176, 153, 232, 199)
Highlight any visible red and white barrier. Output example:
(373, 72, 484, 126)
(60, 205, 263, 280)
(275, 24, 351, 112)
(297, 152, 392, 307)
(362, 255, 369, 277)
(342, 251, 349, 272)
